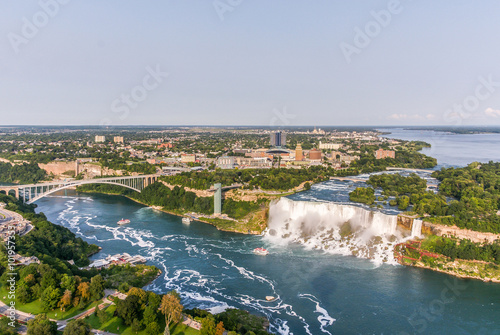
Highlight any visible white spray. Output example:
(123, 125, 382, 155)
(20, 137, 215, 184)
(265, 198, 405, 264)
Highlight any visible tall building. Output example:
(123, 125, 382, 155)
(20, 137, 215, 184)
(95, 135, 105, 143)
(216, 156, 236, 169)
(375, 149, 395, 159)
(319, 141, 341, 150)
(114, 136, 124, 143)
(295, 144, 303, 161)
(214, 183, 222, 215)
(270, 131, 286, 147)
(309, 148, 322, 160)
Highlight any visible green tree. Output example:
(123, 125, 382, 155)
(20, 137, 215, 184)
(97, 306, 109, 324)
(116, 295, 141, 326)
(89, 274, 105, 301)
(200, 316, 217, 335)
(146, 321, 161, 335)
(132, 318, 143, 332)
(41, 286, 62, 311)
(143, 305, 158, 325)
(63, 319, 91, 335)
(60, 274, 76, 294)
(27, 314, 57, 335)
(0, 317, 18, 335)
(397, 195, 410, 210)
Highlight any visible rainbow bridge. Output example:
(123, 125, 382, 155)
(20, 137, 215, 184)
(0, 174, 159, 204)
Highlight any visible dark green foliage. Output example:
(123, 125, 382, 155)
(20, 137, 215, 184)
(0, 162, 47, 184)
(397, 195, 410, 210)
(222, 198, 261, 219)
(367, 173, 427, 196)
(216, 309, 270, 335)
(89, 274, 105, 301)
(116, 295, 141, 326)
(40, 286, 61, 311)
(63, 319, 92, 335)
(27, 314, 57, 335)
(0, 317, 18, 335)
(0, 194, 99, 270)
(136, 183, 213, 214)
(349, 187, 375, 205)
(100, 264, 159, 288)
(162, 166, 332, 191)
(423, 237, 500, 264)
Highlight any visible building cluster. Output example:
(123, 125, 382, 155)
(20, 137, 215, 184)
(375, 148, 396, 159)
(0, 203, 33, 241)
(88, 252, 147, 269)
(94, 135, 124, 143)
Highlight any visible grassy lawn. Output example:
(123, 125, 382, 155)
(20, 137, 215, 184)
(0, 285, 101, 320)
(84, 304, 199, 335)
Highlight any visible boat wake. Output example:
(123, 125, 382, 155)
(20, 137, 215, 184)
(54, 196, 334, 335)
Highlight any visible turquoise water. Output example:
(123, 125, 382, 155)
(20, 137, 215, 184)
(32, 130, 500, 334)
(35, 191, 500, 335)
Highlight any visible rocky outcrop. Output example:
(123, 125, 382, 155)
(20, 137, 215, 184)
(422, 221, 500, 244)
(159, 181, 212, 197)
(38, 161, 77, 176)
(397, 214, 417, 231)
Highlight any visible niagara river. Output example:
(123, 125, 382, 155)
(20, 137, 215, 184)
(33, 129, 500, 334)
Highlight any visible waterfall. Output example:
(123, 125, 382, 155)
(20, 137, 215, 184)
(265, 198, 404, 264)
(411, 219, 423, 238)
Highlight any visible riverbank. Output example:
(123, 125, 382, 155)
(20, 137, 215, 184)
(395, 240, 500, 283)
(76, 189, 267, 235)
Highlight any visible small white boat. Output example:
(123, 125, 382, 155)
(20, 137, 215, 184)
(265, 296, 275, 301)
(182, 217, 191, 224)
(117, 219, 130, 225)
(253, 247, 269, 256)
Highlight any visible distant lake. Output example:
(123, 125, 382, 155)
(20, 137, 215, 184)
(379, 128, 500, 168)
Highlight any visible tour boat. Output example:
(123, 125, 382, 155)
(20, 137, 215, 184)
(182, 217, 191, 224)
(117, 219, 130, 225)
(253, 247, 269, 256)
(265, 296, 276, 301)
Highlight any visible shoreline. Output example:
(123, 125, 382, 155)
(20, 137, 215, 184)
(77, 189, 263, 235)
(399, 259, 500, 283)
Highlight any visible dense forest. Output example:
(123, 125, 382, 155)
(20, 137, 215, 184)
(348, 162, 500, 233)
(162, 166, 333, 191)
(0, 162, 47, 184)
(77, 182, 264, 220)
(421, 236, 500, 264)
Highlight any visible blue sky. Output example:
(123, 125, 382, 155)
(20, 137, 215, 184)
(1, 1, 500, 126)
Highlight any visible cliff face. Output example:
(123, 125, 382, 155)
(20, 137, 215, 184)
(38, 161, 77, 175)
(398, 214, 499, 244)
(422, 221, 500, 244)
(38, 161, 122, 179)
(397, 215, 416, 231)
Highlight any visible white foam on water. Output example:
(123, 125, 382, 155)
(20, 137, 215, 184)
(265, 198, 405, 265)
(53, 196, 330, 335)
(299, 294, 336, 334)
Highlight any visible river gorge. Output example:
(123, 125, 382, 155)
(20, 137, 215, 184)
(33, 129, 500, 334)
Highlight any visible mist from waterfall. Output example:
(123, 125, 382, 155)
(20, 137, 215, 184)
(265, 198, 406, 264)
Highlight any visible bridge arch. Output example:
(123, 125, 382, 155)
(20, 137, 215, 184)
(26, 181, 142, 204)
(8, 189, 17, 197)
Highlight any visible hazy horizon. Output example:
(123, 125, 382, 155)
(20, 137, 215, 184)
(2, 1, 500, 127)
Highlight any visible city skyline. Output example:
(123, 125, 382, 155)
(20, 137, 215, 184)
(2, 1, 500, 126)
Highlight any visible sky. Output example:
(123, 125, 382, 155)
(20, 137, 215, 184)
(1, 0, 500, 126)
